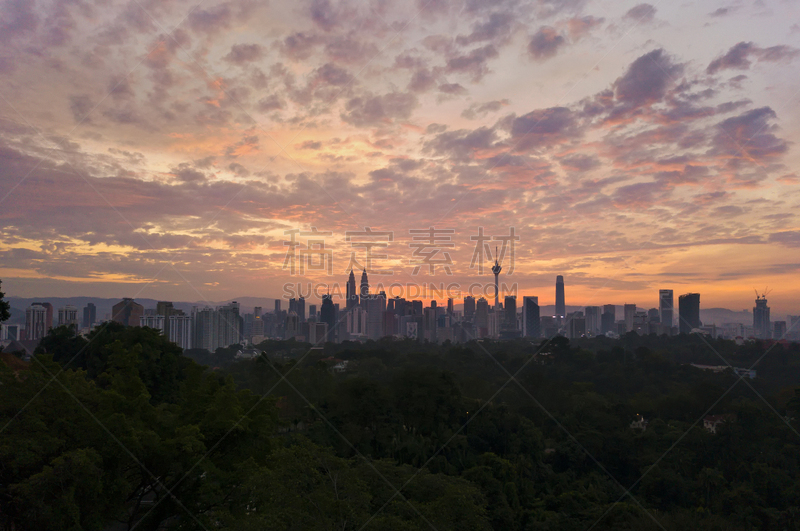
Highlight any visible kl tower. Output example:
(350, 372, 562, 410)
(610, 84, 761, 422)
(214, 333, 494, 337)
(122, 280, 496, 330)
(491, 246, 502, 309)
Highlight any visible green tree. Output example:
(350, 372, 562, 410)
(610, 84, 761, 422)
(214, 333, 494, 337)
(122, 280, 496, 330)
(0, 279, 10, 323)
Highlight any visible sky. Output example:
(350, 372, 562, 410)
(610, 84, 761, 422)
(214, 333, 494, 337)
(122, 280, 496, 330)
(0, 0, 799, 314)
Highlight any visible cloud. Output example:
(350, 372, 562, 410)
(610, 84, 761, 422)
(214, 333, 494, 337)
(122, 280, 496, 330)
(709, 6, 735, 17)
(69, 95, 94, 124)
(423, 126, 498, 161)
(567, 15, 604, 40)
(461, 99, 509, 119)
(438, 83, 467, 95)
(768, 231, 800, 247)
(510, 107, 579, 150)
(309, 0, 340, 32)
(224, 135, 260, 158)
(280, 32, 324, 60)
(624, 4, 656, 23)
(340, 92, 418, 127)
(445, 45, 499, 81)
(188, 4, 232, 34)
(224, 43, 263, 64)
(707, 42, 800, 74)
(408, 69, 438, 92)
(298, 140, 322, 150)
(611, 49, 683, 117)
(0, 0, 38, 43)
(325, 35, 378, 64)
(455, 12, 515, 46)
(711, 106, 788, 164)
(559, 154, 600, 172)
(527, 27, 566, 60)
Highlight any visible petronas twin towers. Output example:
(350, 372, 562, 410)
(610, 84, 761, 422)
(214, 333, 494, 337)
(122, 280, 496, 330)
(346, 269, 370, 309)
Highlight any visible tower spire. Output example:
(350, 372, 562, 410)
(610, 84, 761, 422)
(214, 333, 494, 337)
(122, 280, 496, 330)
(491, 246, 502, 309)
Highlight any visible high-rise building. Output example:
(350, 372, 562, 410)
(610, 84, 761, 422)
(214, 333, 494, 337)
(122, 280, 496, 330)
(623, 304, 636, 333)
(274, 300, 281, 314)
(254, 306, 262, 318)
(364, 291, 386, 340)
(411, 300, 423, 316)
(58, 305, 79, 328)
(157, 301, 180, 339)
(585, 306, 601, 336)
(503, 296, 517, 331)
(659, 290, 674, 328)
(522, 296, 540, 338)
(320, 294, 336, 342)
(112, 298, 144, 327)
(475, 297, 489, 336)
(140, 314, 165, 332)
(308, 304, 317, 321)
(193, 306, 216, 351)
(647, 308, 660, 322)
(82, 303, 96, 329)
(463, 296, 476, 322)
(753, 294, 771, 339)
(346, 270, 359, 309)
(360, 269, 369, 300)
(169, 315, 193, 349)
(601, 304, 615, 334)
(773, 321, 787, 340)
(566, 311, 585, 339)
(447, 298, 454, 315)
(555, 276, 565, 318)
(679, 293, 701, 334)
(346, 307, 367, 339)
(25, 303, 48, 340)
(217, 301, 243, 347)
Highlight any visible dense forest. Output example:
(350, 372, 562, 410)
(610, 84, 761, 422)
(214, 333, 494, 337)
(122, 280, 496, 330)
(1, 323, 799, 530)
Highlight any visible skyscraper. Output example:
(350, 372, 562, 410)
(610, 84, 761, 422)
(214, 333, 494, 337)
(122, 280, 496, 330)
(601, 305, 615, 335)
(58, 305, 79, 328)
(475, 297, 489, 336)
(346, 269, 358, 309)
(320, 294, 336, 342)
(753, 294, 771, 339)
(659, 290, 674, 328)
(112, 298, 144, 327)
(585, 306, 601, 336)
(193, 306, 216, 351)
(555, 276, 565, 318)
(678, 293, 701, 334)
(82, 302, 96, 329)
(274, 299, 281, 314)
(503, 296, 517, 331)
(463, 296, 475, 322)
(360, 269, 369, 300)
(25, 303, 48, 340)
(522, 296, 540, 338)
(623, 304, 636, 333)
(447, 298, 454, 315)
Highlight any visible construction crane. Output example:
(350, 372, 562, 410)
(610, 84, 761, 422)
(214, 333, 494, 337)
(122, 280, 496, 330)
(754, 287, 772, 300)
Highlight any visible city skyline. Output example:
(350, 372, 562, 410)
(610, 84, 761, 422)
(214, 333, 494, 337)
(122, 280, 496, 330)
(1, 1, 800, 312)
